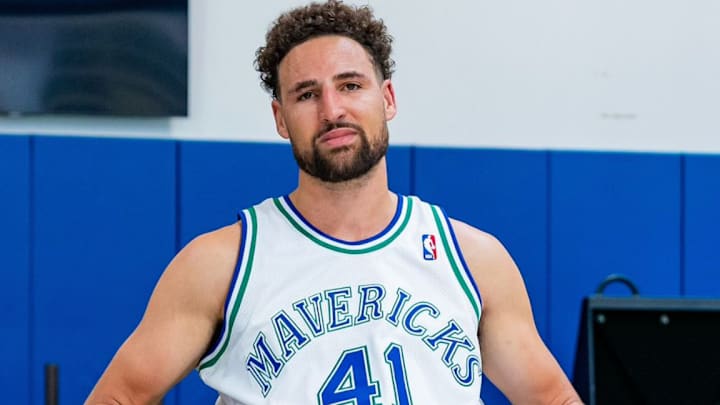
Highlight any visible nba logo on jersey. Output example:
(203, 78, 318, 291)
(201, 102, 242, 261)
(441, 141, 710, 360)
(422, 234, 437, 260)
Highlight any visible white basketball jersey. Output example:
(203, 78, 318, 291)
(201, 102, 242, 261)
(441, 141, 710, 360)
(198, 194, 484, 404)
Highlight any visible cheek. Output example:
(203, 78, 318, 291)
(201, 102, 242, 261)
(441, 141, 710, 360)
(362, 93, 389, 120)
(285, 110, 319, 140)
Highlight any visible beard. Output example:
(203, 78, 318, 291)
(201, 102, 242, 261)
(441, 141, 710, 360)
(290, 121, 389, 183)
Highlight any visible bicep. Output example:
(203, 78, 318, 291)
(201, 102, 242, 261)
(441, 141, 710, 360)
(88, 272, 219, 403)
(480, 303, 566, 404)
(117, 282, 220, 398)
(474, 241, 559, 402)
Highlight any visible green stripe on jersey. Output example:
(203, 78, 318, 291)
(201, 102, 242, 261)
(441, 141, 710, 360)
(199, 207, 258, 370)
(273, 197, 413, 254)
(431, 205, 480, 320)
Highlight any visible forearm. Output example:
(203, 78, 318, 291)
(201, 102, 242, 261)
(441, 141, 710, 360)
(85, 383, 143, 405)
(548, 387, 584, 405)
(84, 396, 122, 405)
(85, 386, 162, 405)
(85, 353, 168, 405)
(84, 389, 126, 405)
(510, 365, 583, 405)
(558, 400, 584, 405)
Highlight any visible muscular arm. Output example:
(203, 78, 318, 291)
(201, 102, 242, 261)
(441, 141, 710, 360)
(451, 219, 583, 405)
(85, 223, 241, 404)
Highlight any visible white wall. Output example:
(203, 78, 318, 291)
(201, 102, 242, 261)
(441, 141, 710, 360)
(1, 0, 719, 152)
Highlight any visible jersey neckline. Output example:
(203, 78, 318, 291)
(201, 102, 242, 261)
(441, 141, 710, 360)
(273, 194, 413, 254)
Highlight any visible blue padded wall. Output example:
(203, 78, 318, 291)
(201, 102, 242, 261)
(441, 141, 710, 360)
(549, 151, 682, 373)
(684, 155, 720, 297)
(414, 147, 549, 405)
(32, 136, 177, 404)
(179, 141, 297, 244)
(0, 135, 31, 403)
(387, 145, 413, 196)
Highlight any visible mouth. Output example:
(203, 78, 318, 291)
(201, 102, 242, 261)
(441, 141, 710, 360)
(317, 127, 358, 148)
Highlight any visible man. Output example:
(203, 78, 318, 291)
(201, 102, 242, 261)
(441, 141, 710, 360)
(87, 1, 582, 404)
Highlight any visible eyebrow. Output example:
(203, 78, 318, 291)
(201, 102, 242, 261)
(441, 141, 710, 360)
(290, 79, 318, 95)
(334, 71, 368, 82)
(288, 71, 370, 95)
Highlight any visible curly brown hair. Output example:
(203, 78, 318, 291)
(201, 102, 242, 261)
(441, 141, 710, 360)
(255, 0, 395, 99)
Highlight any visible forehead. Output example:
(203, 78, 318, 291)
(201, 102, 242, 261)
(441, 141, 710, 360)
(278, 35, 377, 85)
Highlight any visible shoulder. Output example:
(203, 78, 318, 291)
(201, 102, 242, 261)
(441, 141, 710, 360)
(159, 221, 242, 320)
(448, 218, 510, 268)
(448, 218, 523, 310)
(179, 222, 242, 268)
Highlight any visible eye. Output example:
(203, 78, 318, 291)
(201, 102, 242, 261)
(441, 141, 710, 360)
(343, 82, 361, 91)
(297, 91, 315, 101)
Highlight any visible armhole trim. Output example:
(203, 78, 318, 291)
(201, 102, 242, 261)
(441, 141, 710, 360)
(198, 207, 258, 370)
(430, 205, 483, 321)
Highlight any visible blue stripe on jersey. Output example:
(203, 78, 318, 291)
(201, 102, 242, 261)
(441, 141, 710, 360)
(281, 194, 403, 246)
(199, 208, 252, 369)
(439, 207, 483, 309)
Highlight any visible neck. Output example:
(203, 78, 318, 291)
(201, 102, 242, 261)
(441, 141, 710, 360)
(289, 159, 397, 242)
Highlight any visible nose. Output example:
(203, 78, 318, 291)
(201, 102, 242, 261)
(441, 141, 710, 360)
(319, 88, 346, 122)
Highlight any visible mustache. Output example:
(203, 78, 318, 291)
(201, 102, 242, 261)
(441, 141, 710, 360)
(315, 121, 364, 140)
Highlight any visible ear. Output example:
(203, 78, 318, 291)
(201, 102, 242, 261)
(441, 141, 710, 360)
(382, 80, 397, 121)
(271, 99, 290, 139)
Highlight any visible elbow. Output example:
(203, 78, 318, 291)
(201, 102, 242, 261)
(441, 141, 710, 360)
(548, 387, 584, 405)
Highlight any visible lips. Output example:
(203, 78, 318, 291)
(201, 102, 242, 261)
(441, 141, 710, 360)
(317, 127, 357, 147)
